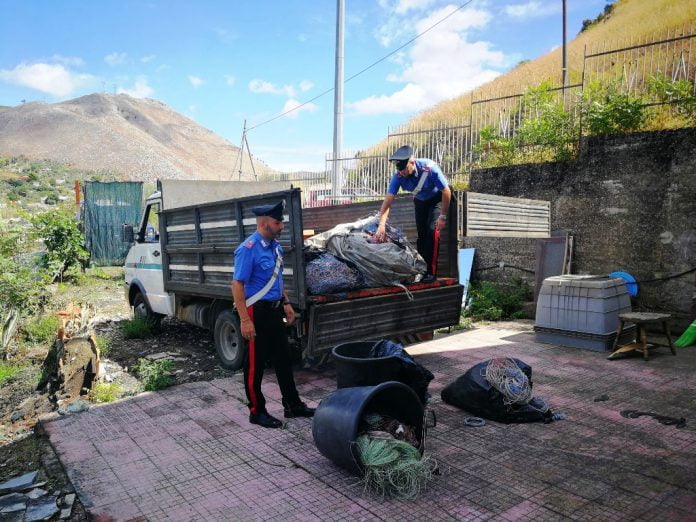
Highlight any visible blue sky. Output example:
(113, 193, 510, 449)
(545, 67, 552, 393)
(0, 0, 608, 172)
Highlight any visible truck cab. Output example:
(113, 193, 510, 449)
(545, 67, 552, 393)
(124, 191, 174, 321)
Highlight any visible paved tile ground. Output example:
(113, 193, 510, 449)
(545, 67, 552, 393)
(42, 323, 696, 521)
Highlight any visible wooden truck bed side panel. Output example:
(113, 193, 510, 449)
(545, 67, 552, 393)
(160, 188, 306, 306)
(305, 284, 464, 357)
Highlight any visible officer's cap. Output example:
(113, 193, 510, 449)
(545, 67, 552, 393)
(389, 145, 413, 170)
(252, 200, 285, 221)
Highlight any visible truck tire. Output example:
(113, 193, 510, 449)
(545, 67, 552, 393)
(214, 309, 246, 370)
(133, 292, 162, 328)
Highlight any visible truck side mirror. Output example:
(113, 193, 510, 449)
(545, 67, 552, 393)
(122, 224, 134, 244)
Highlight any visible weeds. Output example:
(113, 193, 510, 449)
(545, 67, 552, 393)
(133, 358, 174, 391)
(120, 317, 156, 339)
(94, 334, 111, 358)
(0, 361, 23, 384)
(89, 381, 124, 403)
(464, 280, 532, 321)
(22, 315, 60, 344)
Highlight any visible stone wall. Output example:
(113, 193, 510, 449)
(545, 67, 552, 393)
(462, 128, 696, 328)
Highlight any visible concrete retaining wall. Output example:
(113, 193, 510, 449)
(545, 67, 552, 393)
(463, 128, 696, 328)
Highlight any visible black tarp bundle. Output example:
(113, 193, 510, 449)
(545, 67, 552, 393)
(370, 340, 434, 404)
(441, 359, 554, 423)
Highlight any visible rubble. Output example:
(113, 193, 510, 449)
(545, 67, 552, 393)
(0, 471, 38, 493)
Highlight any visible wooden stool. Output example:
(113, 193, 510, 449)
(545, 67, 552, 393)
(610, 312, 676, 361)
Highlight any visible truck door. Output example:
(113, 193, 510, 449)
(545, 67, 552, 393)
(125, 199, 173, 316)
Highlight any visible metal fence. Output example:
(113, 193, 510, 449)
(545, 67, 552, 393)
(265, 27, 696, 208)
(469, 83, 583, 166)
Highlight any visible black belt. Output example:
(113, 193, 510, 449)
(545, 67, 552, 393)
(254, 300, 283, 309)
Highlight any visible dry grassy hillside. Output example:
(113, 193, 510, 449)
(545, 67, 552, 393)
(0, 93, 273, 182)
(411, 0, 696, 127)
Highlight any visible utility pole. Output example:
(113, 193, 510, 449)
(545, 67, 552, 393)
(562, 0, 567, 91)
(238, 120, 247, 181)
(331, 0, 345, 200)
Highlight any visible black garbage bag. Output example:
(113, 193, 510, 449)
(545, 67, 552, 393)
(441, 359, 553, 423)
(370, 340, 434, 404)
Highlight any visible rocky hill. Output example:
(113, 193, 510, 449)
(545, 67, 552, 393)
(0, 93, 272, 181)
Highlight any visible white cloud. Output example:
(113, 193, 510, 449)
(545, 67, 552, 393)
(0, 62, 95, 97)
(394, 0, 438, 14)
(155, 64, 170, 74)
(254, 144, 327, 172)
(141, 54, 156, 63)
(299, 80, 314, 92)
(104, 52, 128, 66)
(248, 79, 296, 97)
(504, 1, 560, 19)
(352, 6, 504, 115)
(214, 27, 237, 43)
(224, 74, 236, 87)
(281, 98, 318, 119)
(188, 75, 204, 87)
(117, 77, 154, 98)
(50, 55, 84, 67)
(297, 33, 309, 42)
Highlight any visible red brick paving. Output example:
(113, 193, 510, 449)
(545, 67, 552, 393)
(42, 323, 696, 521)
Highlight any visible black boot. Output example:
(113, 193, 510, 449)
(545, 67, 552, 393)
(249, 412, 283, 428)
(283, 402, 315, 418)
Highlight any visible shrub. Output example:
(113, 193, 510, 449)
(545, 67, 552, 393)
(133, 358, 174, 391)
(474, 126, 518, 167)
(464, 280, 532, 321)
(23, 314, 60, 344)
(516, 83, 576, 161)
(648, 75, 696, 123)
(0, 257, 48, 317)
(580, 82, 647, 135)
(0, 361, 23, 384)
(90, 381, 124, 403)
(120, 317, 155, 339)
(29, 209, 89, 282)
(94, 334, 111, 358)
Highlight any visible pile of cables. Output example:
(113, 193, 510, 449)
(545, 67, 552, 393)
(483, 358, 549, 412)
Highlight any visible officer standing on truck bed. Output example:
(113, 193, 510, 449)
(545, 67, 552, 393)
(232, 200, 315, 429)
(376, 145, 451, 281)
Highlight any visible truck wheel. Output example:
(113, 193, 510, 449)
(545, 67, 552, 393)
(214, 309, 246, 370)
(133, 292, 162, 328)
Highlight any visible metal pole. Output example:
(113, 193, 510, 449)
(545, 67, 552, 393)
(562, 0, 567, 90)
(238, 120, 246, 181)
(332, 0, 345, 200)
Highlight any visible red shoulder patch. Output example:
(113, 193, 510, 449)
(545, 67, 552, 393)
(423, 166, 431, 172)
(245, 239, 255, 248)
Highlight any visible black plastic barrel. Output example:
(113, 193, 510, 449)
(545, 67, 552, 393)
(311, 381, 424, 475)
(332, 341, 402, 389)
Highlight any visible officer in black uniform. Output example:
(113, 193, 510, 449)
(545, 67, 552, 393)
(232, 201, 315, 428)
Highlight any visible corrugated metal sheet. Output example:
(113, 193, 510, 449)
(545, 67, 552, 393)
(306, 285, 464, 356)
(465, 192, 550, 238)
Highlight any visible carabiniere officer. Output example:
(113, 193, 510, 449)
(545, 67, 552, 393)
(232, 200, 315, 429)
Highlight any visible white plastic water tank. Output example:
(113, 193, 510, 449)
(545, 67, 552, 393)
(534, 275, 635, 351)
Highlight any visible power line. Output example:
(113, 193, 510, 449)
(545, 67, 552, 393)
(246, 0, 475, 132)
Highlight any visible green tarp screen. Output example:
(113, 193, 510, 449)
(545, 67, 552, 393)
(83, 181, 143, 266)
